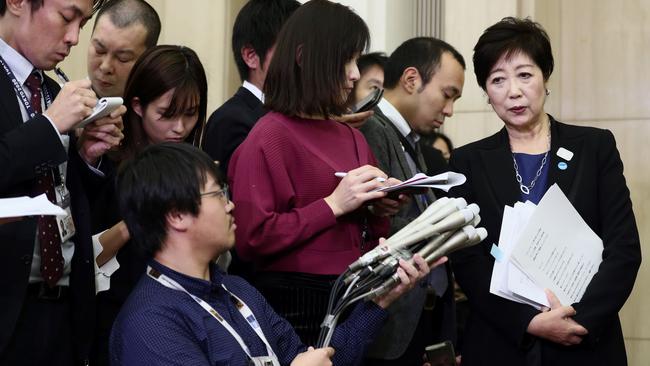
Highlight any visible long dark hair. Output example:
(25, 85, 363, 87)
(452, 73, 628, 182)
(264, 0, 370, 119)
(116, 45, 208, 161)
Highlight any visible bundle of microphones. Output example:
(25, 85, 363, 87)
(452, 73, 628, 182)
(316, 196, 487, 347)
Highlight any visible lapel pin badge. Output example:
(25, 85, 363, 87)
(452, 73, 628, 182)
(556, 147, 574, 161)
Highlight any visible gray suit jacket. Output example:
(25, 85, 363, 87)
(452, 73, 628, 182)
(361, 107, 434, 231)
(360, 106, 455, 359)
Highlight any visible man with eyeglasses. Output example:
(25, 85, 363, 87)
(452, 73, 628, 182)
(110, 142, 432, 366)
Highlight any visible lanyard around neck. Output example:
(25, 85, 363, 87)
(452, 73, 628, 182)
(146, 266, 277, 361)
(0, 54, 53, 119)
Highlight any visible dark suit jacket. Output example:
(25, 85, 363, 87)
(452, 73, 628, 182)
(360, 106, 456, 359)
(203, 86, 265, 177)
(0, 72, 97, 362)
(448, 116, 641, 366)
(420, 141, 448, 176)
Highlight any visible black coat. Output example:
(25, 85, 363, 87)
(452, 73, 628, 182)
(0, 71, 97, 361)
(203, 86, 265, 177)
(448, 116, 641, 366)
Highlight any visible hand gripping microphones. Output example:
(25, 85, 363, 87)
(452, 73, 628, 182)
(318, 197, 487, 348)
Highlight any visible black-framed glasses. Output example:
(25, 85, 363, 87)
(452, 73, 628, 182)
(200, 185, 230, 203)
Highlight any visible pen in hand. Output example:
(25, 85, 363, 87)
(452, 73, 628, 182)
(335, 171, 386, 183)
(54, 67, 70, 84)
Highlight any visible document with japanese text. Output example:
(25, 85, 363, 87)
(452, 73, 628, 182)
(510, 184, 603, 305)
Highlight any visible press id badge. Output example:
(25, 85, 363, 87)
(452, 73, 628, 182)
(249, 355, 280, 366)
(54, 183, 75, 242)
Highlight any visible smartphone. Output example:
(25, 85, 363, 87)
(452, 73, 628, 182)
(351, 88, 383, 113)
(425, 341, 456, 366)
(76, 97, 124, 128)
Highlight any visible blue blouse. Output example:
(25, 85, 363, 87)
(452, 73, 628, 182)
(513, 152, 550, 204)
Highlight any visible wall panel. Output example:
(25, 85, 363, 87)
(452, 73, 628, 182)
(52, 0, 242, 113)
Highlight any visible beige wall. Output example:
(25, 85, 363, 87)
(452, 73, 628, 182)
(542, 2, 650, 364)
(52, 0, 244, 114)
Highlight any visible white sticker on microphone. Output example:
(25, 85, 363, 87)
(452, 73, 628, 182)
(556, 147, 574, 161)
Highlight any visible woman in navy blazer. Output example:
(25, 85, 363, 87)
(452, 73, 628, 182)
(448, 17, 641, 365)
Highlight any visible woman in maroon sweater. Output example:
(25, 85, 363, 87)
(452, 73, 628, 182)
(229, 0, 403, 345)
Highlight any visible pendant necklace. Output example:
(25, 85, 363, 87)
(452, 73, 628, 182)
(511, 122, 551, 195)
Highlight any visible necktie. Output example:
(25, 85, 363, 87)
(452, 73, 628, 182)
(408, 133, 448, 295)
(25, 71, 65, 287)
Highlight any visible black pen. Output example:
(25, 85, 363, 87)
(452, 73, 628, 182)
(54, 67, 70, 84)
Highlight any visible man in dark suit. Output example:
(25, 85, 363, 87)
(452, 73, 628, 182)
(203, 0, 300, 177)
(0, 0, 124, 364)
(84, 2, 161, 365)
(360, 37, 465, 366)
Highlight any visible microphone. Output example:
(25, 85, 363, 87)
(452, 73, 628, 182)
(386, 205, 479, 248)
(472, 214, 481, 227)
(319, 195, 487, 349)
(348, 203, 479, 272)
(425, 227, 487, 265)
(390, 198, 466, 243)
(414, 230, 455, 260)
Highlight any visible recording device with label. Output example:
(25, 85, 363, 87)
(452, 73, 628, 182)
(425, 341, 456, 366)
(76, 97, 123, 128)
(351, 87, 383, 113)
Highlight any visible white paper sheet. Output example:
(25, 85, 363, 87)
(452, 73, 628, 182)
(375, 172, 467, 193)
(0, 194, 66, 218)
(490, 202, 548, 309)
(510, 184, 603, 305)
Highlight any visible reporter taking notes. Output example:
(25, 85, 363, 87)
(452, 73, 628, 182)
(228, 0, 412, 345)
(0, 0, 125, 364)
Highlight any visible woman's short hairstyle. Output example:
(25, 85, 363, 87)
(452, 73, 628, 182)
(118, 143, 222, 258)
(264, 0, 370, 118)
(473, 17, 554, 91)
(118, 45, 208, 161)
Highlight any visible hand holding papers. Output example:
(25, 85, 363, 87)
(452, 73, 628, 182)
(490, 184, 603, 308)
(373, 172, 467, 194)
(0, 194, 66, 219)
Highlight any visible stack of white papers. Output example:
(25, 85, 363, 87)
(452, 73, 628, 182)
(0, 194, 66, 218)
(374, 172, 466, 194)
(490, 184, 603, 308)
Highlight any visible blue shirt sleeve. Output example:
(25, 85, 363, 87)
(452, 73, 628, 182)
(110, 306, 211, 366)
(329, 301, 388, 365)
